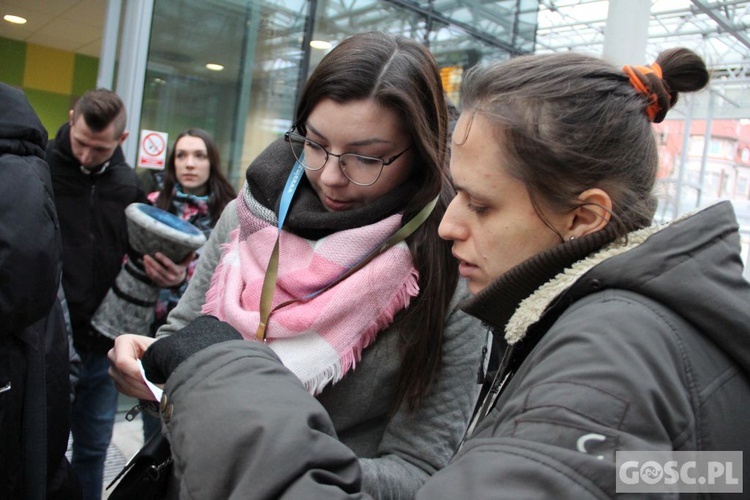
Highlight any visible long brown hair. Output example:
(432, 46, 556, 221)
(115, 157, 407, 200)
(155, 128, 236, 225)
(295, 31, 459, 411)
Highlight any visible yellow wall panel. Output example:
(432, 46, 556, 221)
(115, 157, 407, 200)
(23, 44, 74, 94)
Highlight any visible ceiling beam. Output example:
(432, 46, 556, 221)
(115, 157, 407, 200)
(690, 0, 750, 52)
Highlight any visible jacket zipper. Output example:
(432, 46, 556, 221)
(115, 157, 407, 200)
(125, 402, 143, 421)
(89, 182, 96, 245)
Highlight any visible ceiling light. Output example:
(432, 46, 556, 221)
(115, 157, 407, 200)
(3, 14, 27, 24)
(205, 63, 224, 71)
(310, 40, 332, 50)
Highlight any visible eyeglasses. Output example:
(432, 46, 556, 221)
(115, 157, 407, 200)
(284, 129, 412, 186)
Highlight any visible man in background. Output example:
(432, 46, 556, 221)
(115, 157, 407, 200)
(46, 88, 186, 500)
(0, 82, 81, 499)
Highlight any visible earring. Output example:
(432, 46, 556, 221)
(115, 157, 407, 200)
(569, 236, 576, 241)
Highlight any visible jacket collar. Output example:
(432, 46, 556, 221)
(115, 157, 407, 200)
(460, 224, 619, 341)
(55, 122, 124, 175)
(504, 224, 659, 343)
(461, 204, 729, 346)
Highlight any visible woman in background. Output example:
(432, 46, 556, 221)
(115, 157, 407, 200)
(146, 128, 236, 333)
(140, 128, 236, 439)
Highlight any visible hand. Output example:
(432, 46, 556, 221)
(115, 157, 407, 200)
(108, 334, 160, 401)
(143, 251, 193, 288)
(142, 315, 243, 384)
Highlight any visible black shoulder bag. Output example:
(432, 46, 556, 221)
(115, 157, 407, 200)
(106, 425, 172, 500)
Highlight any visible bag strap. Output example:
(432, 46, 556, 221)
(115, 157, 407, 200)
(255, 162, 438, 341)
(255, 161, 304, 340)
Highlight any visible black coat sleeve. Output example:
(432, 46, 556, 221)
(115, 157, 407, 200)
(0, 153, 61, 332)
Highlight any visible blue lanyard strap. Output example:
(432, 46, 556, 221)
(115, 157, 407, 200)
(277, 160, 305, 230)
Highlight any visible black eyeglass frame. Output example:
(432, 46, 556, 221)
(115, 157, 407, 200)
(284, 129, 412, 187)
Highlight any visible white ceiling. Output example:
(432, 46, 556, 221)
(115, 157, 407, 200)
(1, 0, 106, 58)
(2, 1, 747, 67)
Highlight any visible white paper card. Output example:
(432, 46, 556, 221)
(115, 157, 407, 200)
(138, 359, 164, 401)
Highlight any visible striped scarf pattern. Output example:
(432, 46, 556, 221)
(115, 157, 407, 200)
(202, 189, 419, 394)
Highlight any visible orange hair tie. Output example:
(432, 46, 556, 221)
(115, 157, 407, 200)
(623, 63, 663, 122)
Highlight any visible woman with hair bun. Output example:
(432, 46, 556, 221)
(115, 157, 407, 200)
(423, 45, 750, 497)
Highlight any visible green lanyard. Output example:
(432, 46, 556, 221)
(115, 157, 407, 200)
(255, 162, 438, 341)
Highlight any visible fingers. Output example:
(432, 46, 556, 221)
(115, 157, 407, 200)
(143, 252, 191, 287)
(108, 334, 159, 401)
(178, 251, 195, 267)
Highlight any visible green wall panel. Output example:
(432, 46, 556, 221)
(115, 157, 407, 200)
(24, 89, 72, 137)
(73, 53, 99, 96)
(0, 37, 100, 137)
(0, 37, 26, 86)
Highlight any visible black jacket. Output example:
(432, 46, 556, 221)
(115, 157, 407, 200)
(419, 200, 750, 498)
(0, 83, 80, 499)
(46, 122, 145, 354)
(155, 202, 750, 499)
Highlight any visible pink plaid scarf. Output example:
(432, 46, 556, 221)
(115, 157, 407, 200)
(203, 191, 419, 394)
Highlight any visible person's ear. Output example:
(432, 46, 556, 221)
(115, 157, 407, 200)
(118, 130, 130, 145)
(566, 188, 612, 239)
(68, 109, 75, 127)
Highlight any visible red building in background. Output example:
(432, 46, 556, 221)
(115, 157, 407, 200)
(654, 119, 750, 224)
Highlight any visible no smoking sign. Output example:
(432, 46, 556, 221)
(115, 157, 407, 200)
(137, 129, 169, 170)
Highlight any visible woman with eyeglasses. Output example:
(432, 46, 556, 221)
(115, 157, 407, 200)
(108, 31, 485, 498)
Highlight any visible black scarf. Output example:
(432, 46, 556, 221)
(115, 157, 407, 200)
(53, 122, 125, 174)
(245, 138, 417, 240)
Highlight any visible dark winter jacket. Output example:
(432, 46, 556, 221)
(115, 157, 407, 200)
(46, 122, 145, 354)
(0, 82, 80, 499)
(420, 200, 750, 499)
(153, 201, 750, 499)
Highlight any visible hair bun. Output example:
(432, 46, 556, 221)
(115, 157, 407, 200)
(623, 48, 709, 123)
(623, 63, 672, 123)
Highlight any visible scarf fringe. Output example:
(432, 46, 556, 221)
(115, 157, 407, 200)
(302, 267, 420, 394)
(202, 230, 240, 319)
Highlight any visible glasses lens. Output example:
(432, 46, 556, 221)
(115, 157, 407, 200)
(340, 154, 384, 186)
(288, 133, 326, 171)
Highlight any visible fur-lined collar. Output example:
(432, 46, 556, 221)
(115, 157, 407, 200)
(505, 223, 659, 344)
(462, 205, 716, 346)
